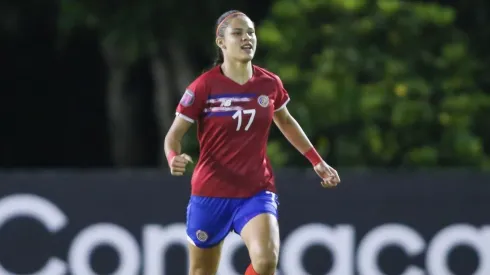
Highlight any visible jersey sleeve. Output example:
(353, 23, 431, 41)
(175, 77, 207, 123)
(273, 75, 290, 112)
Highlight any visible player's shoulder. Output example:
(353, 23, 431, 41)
(197, 66, 222, 81)
(253, 65, 283, 85)
(190, 67, 215, 86)
(187, 66, 221, 93)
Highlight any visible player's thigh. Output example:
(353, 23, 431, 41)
(186, 195, 236, 273)
(188, 241, 223, 275)
(241, 213, 280, 271)
(234, 191, 281, 270)
(186, 195, 235, 247)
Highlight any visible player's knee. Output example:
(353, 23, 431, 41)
(250, 248, 279, 274)
(251, 257, 278, 275)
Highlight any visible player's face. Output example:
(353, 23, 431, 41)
(221, 16, 257, 63)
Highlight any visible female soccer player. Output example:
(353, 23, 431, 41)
(164, 10, 340, 275)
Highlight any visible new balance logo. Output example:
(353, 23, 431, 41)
(220, 99, 232, 107)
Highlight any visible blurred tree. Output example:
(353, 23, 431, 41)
(258, 0, 490, 169)
(58, 0, 144, 166)
(448, 0, 490, 159)
(57, 0, 230, 166)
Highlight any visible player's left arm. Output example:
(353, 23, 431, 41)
(273, 107, 340, 187)
(272, 76, 340, 187)
(273, 107, 315, 159)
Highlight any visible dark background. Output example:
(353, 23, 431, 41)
(1, 0, 273, 167)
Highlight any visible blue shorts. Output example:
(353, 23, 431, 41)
(186, 190, 279, 248)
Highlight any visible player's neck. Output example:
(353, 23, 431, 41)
(220, 61, 253, 85)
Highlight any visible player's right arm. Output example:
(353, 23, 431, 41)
(164, 117, 193, 176)
(164, 77, 208, 176)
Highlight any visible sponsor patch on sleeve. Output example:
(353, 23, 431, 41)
(180, 89, 195, 107)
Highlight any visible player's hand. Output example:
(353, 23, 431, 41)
(314, 161, 340, 188)
(169, 153, 193, 176)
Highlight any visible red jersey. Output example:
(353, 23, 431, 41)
(176, 65, 290, 198)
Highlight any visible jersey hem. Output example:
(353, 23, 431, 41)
(190, 186, 276, 199)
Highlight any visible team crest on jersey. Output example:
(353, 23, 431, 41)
(257, 95, 269, 107)
(196, 230, 208, 242)
(180, 89, 195, 107)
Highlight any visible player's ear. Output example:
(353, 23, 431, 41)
(216, 37, 225, 50)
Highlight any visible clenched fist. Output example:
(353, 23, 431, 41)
(169, 153, 193, 176)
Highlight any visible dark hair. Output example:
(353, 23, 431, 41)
(213, 10, 245, 66)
